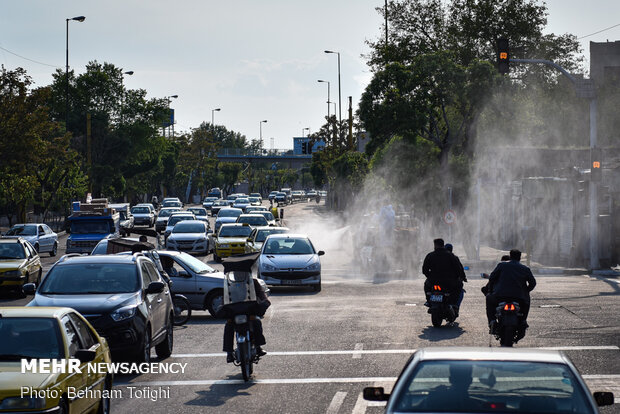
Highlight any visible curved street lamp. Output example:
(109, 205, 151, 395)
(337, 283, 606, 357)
(317, 79, 331, 118)
(65, 15, 86, 127)
(211, 108, 221, 133)
(120, 70, 134, 124)
(324, 50, 341, 125)
(259, 120, 268, 149)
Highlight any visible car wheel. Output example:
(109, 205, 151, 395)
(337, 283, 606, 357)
(135, 328, 151, 363)
(155, 316, 174, 358)
(206, 289, 224, 317)
(57, 397, 69, 414)
(49, 242, 58, 257)
(97, 376, 112, 414)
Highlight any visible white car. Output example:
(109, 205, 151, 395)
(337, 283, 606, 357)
(155, 207, 181, 233)
(245, 226, 290, 253)
(214, 207, 243, 233)
(165, 220, 210, 255)
(187, 207, 210, 223)
(257, 234, 324, 292)
(2, 223, 58, 256)
(131, 205, 155, 226)
(164, 212, 196, 239)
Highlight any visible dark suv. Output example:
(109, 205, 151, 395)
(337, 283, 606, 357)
(25, 253, 174, 362)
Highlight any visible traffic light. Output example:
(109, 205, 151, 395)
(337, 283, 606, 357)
(591, 147, 602, 182)
(497, 38, 509, 74)
(301, 142, 307, 154)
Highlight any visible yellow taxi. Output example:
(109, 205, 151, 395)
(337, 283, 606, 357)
(0, 238, 42, 292)
(213, 223, 253, 262)
(0, 307, 112, 413)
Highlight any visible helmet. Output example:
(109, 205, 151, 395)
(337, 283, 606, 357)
(445, 243, 453, 252)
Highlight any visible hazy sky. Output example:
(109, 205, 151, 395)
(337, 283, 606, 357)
(1, 1, 619, 149)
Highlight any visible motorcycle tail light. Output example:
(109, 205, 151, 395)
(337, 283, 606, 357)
(503, 303, 516, 311)
(433, 285, 442, 291)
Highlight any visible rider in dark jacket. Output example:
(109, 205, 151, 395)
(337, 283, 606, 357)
(422, 238, 464, 305)
(485, 249, 536, 331)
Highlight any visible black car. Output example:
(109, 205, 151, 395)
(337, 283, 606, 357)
(25, 253, 174, 362)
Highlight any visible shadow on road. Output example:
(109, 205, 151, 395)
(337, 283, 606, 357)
(184, 313, 227, 325)
(418, 322, 466, 342)
(185, 375, 254, 408)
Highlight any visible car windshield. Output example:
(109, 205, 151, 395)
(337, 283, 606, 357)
(39, 263, 139, 294)
(173, 222, 205, 233)
(0, 243, 26, 259)
(131, 207, 150, 214)
(238, 217, 267, 226)
(219, 226, 252, 237)
(393, 360, 594, 413)
(188, 208, 207, 216)
(70, 220, 111, 234)
(248, 197, 260, 203)
(214, 201, 227, 206)
(256, 229, 287, 242)
(173, 252, 215, 274)
(163, 201, 182, 207)
(218, 209, 242, 218)
(6, 225, 37, 236)
(168, 216, 194, 226)
(258, 212, 274, 221)
(263, 238, 314, 255)
(158, 209, 178, 218)
(204, 197, 217, 202)
(0, 318, 64, 360)
(235, 198, 249, 204)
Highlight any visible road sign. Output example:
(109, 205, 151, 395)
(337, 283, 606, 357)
(443, 210, 456, 225)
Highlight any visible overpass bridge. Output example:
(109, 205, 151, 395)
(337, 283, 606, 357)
(217, 148, 312, 170)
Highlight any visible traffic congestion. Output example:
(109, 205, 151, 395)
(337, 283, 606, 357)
(0, 187, 618, 414)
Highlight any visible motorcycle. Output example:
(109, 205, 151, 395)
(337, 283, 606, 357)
(492, 301, 526, 347)
(425, 284, 458, 327)
(232, 314, 260, 381)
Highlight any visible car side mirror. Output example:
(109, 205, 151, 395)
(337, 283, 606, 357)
(178, 270, 190, 278)
(318, 251, 325, 256)
(146, 281, 165, 294)
(22, 283, 37, 295)
(481, 273, 490, 279)
(75, 349, 96, 363)
(363, 387, 389, 401)
(594, 392, 614, 406)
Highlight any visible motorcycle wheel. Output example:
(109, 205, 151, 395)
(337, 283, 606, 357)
(500, 325, 516, 347)
(241, 341, 252, 382)
(431, 311, 443, 328)
(172, 296, 191, 326)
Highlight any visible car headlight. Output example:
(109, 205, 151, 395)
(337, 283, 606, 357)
(305, 262, 320, 271)
(262, 263, 277, 271)
(0, 396, 46, 410)
(110, 306, 137, 322)
(2, 269, 22, 277)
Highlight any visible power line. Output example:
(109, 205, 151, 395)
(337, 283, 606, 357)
(578, 23, 620, 40)
(0, 45, 60, 68)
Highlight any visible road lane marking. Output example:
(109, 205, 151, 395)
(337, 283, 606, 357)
(171, 345, 618, 358)
(116, 377, 398, 387)
(326, 391, 347, 414)
(351, 392, 366, 414)
(353, 343, 363, 359)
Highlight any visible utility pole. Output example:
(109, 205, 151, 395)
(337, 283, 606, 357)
(348, 96, 353, 150)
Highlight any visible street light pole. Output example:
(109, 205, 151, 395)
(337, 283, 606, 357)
(317, 79, 331, 118)
(259, 120, 267, 149)
(324, 50, 341, 125)
(302, 127, 310, 137)
(65, 15, 85, 128)
(211, 108, 221, 133)
(120, 70, 133, 124)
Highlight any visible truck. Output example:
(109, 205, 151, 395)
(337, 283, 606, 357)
(65, 199, 120, 254)
(109, 203, 134, 236)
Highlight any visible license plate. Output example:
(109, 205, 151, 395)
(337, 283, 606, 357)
(430, 294, 443, 302)
(281, 280, 302, 285)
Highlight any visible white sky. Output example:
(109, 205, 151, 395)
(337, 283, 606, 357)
(1, 0, 619, 149)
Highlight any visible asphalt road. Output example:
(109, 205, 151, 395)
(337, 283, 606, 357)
(2, 198, 619, 414)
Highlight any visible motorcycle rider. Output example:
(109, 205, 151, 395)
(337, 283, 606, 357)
(485, 249, 536, 334)
(422, 238, 464, 310)
(444, 243, 467, 309)
(221, 270, 271, 363)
